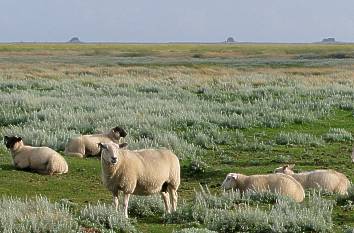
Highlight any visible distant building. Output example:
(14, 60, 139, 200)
(68, 37, 82, 43)
(226, 37, 235, 43)
(321, 38, 336, 43)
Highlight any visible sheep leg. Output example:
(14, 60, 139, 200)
(123, 193, 130, 218)
(168, 187, 178, 212)
(112, 193, 119, 210)
(160, 191, 171, 214)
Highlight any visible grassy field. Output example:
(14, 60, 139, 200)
(0, 43, 353, 232)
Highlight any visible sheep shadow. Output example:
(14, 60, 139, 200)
(0, 164, 15, 171)
(0, 163, 33, 172)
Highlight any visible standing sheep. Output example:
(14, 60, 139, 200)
(99, 142, 180, 218)
(64, 126, 127, 158)
(274, 164, 350, 195)
(4, 136, 68, 175)
(221, 173, 305, 202)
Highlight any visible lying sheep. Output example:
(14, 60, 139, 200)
(4, 136, 68, 175)
(99, 142, 180, 218)
(221, 172, 305, 202)
(274, 164, 350, 195)
(64, 126, 127, 158)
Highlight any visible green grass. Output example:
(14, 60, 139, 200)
(0, 43, 353, 232)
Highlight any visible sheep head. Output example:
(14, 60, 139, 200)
(111, 126, 127, 141)
(98, 142, 128, 165)
(273, 164, 295, 175)
(221, 173, 238, 190)
(4, 136, 23, 150)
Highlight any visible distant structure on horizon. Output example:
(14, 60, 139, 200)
(321, 37, 336, 43)
(225, 37, 236, 43)
(68, 37, 82, 43)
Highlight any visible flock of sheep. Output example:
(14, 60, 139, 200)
(2, 126, 353, 218)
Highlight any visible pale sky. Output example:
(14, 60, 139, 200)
(0, 0, 353, 43)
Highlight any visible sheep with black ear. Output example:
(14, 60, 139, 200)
(274, 164, 350, 195)
(64, 126, 127, 158)
(99, 142, 180, 218)
(221, 172, 305, 202)
(4, 136, 68, 175)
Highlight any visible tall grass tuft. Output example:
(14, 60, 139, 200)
(275, 131, 324, 146)
(0, 196, 79, 233)
(173, 228, 218, 233)
(323, 128, 353, 142)
(205, 192, 334, 233)
(128, 195, 165, 218)
(79, 202, 137, 233)
(165, 187, 334, 233)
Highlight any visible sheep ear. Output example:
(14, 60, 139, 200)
(230, 173, 238, 180)
(288, 164, 295, 169)
(16, 137, 22, 142)
(98, 143, 108, 150)
(4, 136, 9, 141)
(119, 143, 128, 148)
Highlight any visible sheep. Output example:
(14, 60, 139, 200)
(274, 164, 350, 195)
(64, 126, 127, 158)
(99, 142, 180, 218)
(4, 136, 68, 175)
(221, 172, 305, 202)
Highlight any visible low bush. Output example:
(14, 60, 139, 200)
(275, 132, 324, 146)
(166, 187, 334, 233)
(323, 128, 353, 142)
(79, 202, 137, 233)
(128, 195, 165, 218)
(173, 227, 217, 233)
(206, 192, 334, 233)
(0, 196, 79, 233)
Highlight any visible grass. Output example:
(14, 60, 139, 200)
(0, 43, 353, 232)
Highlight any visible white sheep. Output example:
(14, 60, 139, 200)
(274, 164, 350, 195)
(4, 136, 68, 175)
(64, 126, 127, 158)
(221, 172, 305, 202)
(99, 142, 180, 218)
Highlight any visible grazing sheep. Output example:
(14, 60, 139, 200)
(99, 142, 180, 218)
(221, 173, 305, 202)
(274, 164, 350, 195)
(64, 126, 127, 158)
(4, 136, 68, 175)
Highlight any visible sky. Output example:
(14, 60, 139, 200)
(0, 0, 353, 43)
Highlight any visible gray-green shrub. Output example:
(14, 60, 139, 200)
(128, 195, 165, 218)
(275, 131, 324, 146)
(206, 192, 334, 233)
(0, 196, 79, 233)
(1, 70, 353, 170)
(173, 227, 217, 233)
(79, 202, 137, 233)
(323, 128, 353, 142)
